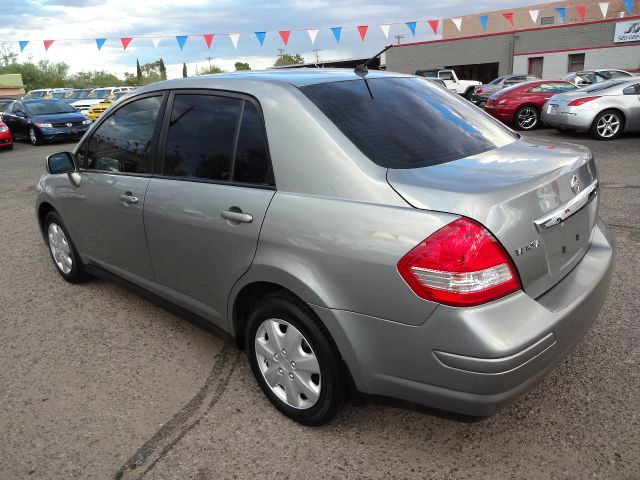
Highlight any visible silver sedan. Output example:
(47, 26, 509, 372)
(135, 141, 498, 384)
(542, 78, 640, 140)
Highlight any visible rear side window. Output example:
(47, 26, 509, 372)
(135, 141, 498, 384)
(301, 77, 517, 169)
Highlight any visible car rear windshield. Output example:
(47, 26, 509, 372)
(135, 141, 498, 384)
(583, 80, 629, 93)
(300, 77, 517, 169)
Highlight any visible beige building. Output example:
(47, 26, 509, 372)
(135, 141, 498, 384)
(0, 74, 26, 98)
(443, 0, 640, 39)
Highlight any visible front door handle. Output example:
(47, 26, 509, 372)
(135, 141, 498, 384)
(119, 192, 139, 204)
(221, 209, 253, 224)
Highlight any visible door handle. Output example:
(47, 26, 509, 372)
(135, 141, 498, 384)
(119, 192, 139, 204)
(221, 210, 253, 224)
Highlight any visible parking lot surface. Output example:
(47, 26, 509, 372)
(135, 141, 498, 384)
(1, 130, 639, 480)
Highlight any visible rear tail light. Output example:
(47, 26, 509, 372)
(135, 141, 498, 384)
(476, 88, 484, 94)
(496, 96, 509, 105)
(397, 218, 521, 307)
(568, 96, 600, 107)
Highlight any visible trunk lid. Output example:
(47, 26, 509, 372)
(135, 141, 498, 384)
(387, 137, 599, 299)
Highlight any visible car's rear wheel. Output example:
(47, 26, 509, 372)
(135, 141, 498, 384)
(29, 127, 42, 146)
(245, 291, 346, 426)
(44, 211, 88, 283)
(590, 110, 624, 140)
(514, 106, 539, 130)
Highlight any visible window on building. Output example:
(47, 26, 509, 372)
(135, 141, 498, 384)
(540, 16, 555, 25)
(568, 54, 585, 73)
(528, 57, 544, 77)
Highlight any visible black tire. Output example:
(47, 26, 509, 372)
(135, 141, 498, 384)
(44, 211, 88, 283)
(245, 291, 347, 426)
(513, 105, 539, 130)
(589, 110, 624, 141)
(29, 126, 42, 146)
(463, 88, 475, 100)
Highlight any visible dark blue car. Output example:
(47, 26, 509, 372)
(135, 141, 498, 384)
(1, 99, 90, 145)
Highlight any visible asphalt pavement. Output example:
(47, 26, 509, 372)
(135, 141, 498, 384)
(0, 129, 638, 479)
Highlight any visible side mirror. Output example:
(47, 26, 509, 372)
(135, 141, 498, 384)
(47, 151, 76, 174)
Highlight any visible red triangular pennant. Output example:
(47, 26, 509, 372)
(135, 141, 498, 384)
(121, 37, 133, 50)
(204, 34, 214, 49)
(427, 19, 439, 34)
(357, 25, 368, 41)
(279, 30, 291, 45)
(43, 40, 54, 52)
(502, 13, 515, 25)
(575, 5, 586, 21)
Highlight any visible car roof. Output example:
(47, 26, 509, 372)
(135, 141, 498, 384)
(139, 68, 413, 93)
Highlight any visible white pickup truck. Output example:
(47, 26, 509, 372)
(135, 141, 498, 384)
(415, 69, 481, 99)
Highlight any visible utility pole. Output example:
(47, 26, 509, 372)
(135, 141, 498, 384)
(277, 48, 286, 58)
(394, 34, 404, 45)
(206, 57, 212, 69)
(312, 48, 322, 63)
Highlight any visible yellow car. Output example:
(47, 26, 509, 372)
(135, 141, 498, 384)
(87, 91, 130, 122)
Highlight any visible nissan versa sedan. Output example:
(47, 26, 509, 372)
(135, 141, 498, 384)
(36, 69, 615, 426)
(542, 78, 640, 140)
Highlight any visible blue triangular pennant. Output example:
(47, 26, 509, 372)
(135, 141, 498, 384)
(255, 31, 266, 46)
(176, 35, 188, 50)
(555, 7, 566, 22)
(479, 15, 489, 31)
(405, 21, 417, 36)
(18, 40, 29, 52)
(95, 38, 106, 50)
(331, 27, 342, 43)
(623, 0, 633, 14)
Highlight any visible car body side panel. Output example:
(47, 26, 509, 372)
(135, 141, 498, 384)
(229, 191, 458, 330)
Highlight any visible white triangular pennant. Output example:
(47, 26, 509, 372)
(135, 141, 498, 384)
(229, 33, 239, 49)
(307, 29, 319, 44)
(379, 24, 391, 38)
(151, 37, 161, 48)
(451, 18, 462, 31)
(529, 9, 539, 23)
(599, 2, 609, 18)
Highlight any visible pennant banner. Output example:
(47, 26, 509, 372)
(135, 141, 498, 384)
(176, 35, 188, 50)
(19, 40, 29, 52)
(307, 29, 319, 44)
(599, 2, 609, 18)
(357, 25, 368, 41)
(151, 37, 161, 48)
(121, 37, 133, 50)
(405, 21, 417, 36)
(623, 0, 633, 14)
(229, 33, 239, 49)
(380, 24, 390, 38)
(203, 34, 214, 49)
(529, 9, 539, 23)
(255, 31, 266, 46)
(451, 18, 462, 31)
(502, 12, 514, 26)
(427, 19, 439, 34)
(95, 38, 106, 50)
(555, 7, 566, 22)
(278, 30, 291, 45)
(479, 15, 489, 31)
(330, 26, 342, 43)
(43, 40, 54, 52)
(575, 5, 586, 21)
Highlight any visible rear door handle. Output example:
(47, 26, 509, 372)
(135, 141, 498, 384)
(221, 210, 253, 223)
(119, 192, 139, 204)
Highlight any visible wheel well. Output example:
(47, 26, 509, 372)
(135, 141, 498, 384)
(518, 104, 539, 113)
(595, 108, 626, 125)
(232, 282, 289, 348)
(37, 202, 56, 233)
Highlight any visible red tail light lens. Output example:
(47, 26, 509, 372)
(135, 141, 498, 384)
(476, 88, 484, 93)
(397, 218, 521, 307)
(568, 96, 600, 107)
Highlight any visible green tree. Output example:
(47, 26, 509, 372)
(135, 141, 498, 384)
(0, 42, 18, 67)
(274, 53, 304, 67)
(0, 59, 69, 90)
(68, 70, 123, 88)
(234, 62, 251, 71)
(136, 59, 142, 80)
(199, 64, 223, 75)
(182, 62, 187, 78)
(159, 58, 167, 80)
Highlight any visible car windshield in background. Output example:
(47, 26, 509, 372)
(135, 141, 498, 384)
(50, 92, 68, 99)
(26, 91, 47, 98)
(87, 89, 112, 99)
(301, 77, 517, 169)
(0, 100, 13, 111)
(24, 100, 77, 115)
(489, 76, 507, 85)
(68, 90, 90, 100)
(583, 80, 629, 93)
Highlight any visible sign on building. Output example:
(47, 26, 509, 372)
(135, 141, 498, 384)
(614, 21, 640, 43)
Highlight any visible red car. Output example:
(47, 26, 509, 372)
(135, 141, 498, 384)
(0, 120, 12, 150)
(484, 80, 577, 131)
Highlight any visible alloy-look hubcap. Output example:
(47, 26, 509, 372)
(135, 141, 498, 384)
(518, 108, 537, 129)
(596, 114, 620, 138)
(255, 318, 321, 409)
(48, 223, 73, 274)
(30, 128, 37, 144)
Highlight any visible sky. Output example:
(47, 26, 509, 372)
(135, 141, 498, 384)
(1, 0, 552, 79)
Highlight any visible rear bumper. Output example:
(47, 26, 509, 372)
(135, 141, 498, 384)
(313, 219, 615, 416)
(541, 107, 596, 131)
(484, 105, 515, 124)
(0, 133, 12, 147)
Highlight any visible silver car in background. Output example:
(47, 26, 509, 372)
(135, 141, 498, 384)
(36, 70, 615, 425)
(542, 78, 640, 140)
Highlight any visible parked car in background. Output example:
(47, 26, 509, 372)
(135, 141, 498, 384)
(485, 80, 577, 130)
(415, 69, 481, 98)
(61, 88, 92, 104)
(87, 91, 130, 122)
(45, 88, 74, 99)
(472, 75, 540, 106)
(0, 120, 12, 150)
(71, 86, 134, 115)
(563, 69, 634, 86)
(0, 97, 15, 113)
(36, 70, 614, 425)
(423, 77, 447, 88)
(1, 99, 90, 145)
(542, 78, 640, 140)
(23, 89, 57, 100)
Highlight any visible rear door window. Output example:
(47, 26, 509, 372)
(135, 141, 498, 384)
(301, 77, 517, 169)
